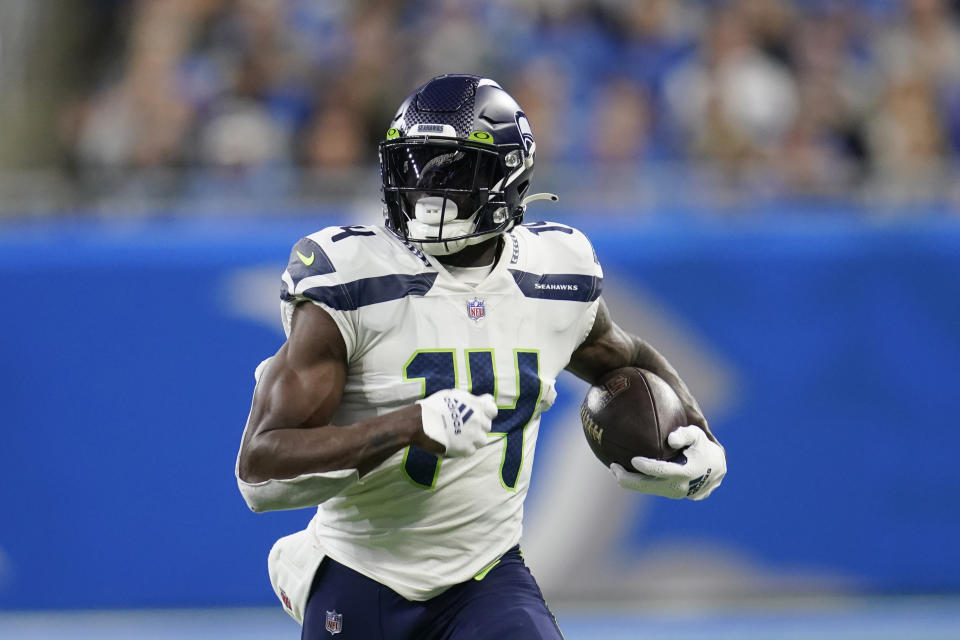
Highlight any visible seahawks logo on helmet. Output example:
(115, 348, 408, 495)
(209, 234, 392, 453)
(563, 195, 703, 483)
(516, 112, 535, 154)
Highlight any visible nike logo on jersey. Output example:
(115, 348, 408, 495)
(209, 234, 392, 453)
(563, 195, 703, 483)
(296, 250, 315, 266)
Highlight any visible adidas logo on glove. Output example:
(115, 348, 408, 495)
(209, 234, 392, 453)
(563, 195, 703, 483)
(419, 390, 499, 457)
(443, 396, 475, 435)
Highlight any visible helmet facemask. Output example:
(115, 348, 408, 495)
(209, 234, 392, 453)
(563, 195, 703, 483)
(380, 137, 528, 255)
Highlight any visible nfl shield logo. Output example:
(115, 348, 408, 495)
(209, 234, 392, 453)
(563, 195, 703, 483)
(467, 297, 485, 321)
(325, 610, 343, 635)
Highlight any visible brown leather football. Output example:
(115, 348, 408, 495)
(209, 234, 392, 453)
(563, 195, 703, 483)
(580, 367, 687, 468)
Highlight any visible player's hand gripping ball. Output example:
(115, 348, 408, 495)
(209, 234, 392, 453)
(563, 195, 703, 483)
(612, 425, 726, 500)
(581, 367, 726, 500)
(580, 367, 687, 468)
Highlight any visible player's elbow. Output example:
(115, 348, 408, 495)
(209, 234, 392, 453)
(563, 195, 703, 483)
(238, 481, 271, 513)
(235, 459, 358, 513)
(236, 444, 276, 512)
(237, 472, 302, 513)
(236, 467, 271, 513)
(238, 428, 288, 485)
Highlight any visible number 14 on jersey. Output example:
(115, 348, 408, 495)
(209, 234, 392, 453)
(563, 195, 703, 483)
(403, 349, 542, 491)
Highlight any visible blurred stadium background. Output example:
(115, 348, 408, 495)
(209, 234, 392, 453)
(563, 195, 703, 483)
(2, 0, 960, 638)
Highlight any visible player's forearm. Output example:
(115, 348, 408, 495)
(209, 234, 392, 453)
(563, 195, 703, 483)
(237, 405, 440, 513)
(622, 334, 714, 439)
(568, 312, 714, 441)
(240, 405, 434, 483)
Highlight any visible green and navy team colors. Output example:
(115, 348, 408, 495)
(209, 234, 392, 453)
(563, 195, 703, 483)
(301, 546, 563, 640)
(267, 221, 601, 620)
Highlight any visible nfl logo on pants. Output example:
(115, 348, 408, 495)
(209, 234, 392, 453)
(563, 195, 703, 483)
(325, 610, 343, 635)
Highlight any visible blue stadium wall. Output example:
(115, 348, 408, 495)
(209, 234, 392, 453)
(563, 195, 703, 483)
(1, 213, 958, 609)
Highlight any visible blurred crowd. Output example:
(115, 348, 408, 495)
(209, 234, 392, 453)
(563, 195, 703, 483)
(53, 0, 960, 207)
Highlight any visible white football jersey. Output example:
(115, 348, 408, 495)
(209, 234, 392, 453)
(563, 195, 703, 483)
(278, 221, 602, 601)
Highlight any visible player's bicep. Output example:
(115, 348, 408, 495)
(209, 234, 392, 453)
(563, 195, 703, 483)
(567, 297, 711, 435)
(566, 298, 632, 383)
(245, 303, 348, 438)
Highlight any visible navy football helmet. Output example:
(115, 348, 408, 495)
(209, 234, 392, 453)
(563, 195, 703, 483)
(379, 74, 555, 255)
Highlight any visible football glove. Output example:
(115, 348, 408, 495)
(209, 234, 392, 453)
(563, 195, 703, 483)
(610, 425, 726, 500)
(417, 390, 498, 457)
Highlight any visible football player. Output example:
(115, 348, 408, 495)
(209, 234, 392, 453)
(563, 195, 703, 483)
(236, 74, 726, 640)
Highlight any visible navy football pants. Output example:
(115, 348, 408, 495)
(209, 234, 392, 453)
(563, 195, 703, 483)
(301, 546, 564, 639)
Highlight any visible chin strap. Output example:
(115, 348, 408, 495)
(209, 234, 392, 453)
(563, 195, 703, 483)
(521, 192, 559, 207)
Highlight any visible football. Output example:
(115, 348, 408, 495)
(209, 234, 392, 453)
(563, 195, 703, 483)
(580, 367, 687, 468)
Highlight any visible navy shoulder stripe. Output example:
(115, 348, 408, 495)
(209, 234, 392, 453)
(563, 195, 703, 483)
(287, 237, 336, 284)
(522, 221, 575, 236)
(295, 272, 438, 310)
(509, 269, 602, 302)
